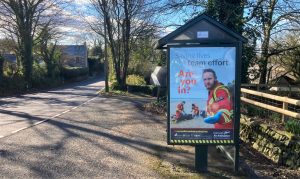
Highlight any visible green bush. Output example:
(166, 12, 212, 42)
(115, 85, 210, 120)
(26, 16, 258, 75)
(127, 85, 155, 95)
(126, 74, 146, 86)
(61, 66, 89, 79)
(285, 119, 300, 135)
(88, 57, 103, 75)
(30, 63, 62, 89)
(0, 74, 26, 95)
(242, 103, 270, 118)
(269, 112, 281, 123)
(31, 63, 47, 87)
(110, 80, 120, 90)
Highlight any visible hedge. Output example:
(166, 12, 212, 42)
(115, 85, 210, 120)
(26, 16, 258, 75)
(61, 67, 89, 79)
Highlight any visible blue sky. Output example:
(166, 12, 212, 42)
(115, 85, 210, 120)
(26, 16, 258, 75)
(0, 0, 204, 45)
(59, 0, 204, 46)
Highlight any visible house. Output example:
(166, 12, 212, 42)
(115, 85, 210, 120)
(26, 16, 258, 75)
(58, 44, 88, 68)
(271, 74, 298, 86)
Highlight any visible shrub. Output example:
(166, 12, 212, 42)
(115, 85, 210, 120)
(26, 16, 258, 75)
(61, 66, 89, 79)
(0, 74, 26, 95)
(269, 112, 281, 123)
(144, 96, 167, 114)
(30, 63, 62, 89)
(127, 85, 156, 95)
(241, 103, 269, 118)
(88, 57, 103, 75)
(126, 74, 146, 86)
(110, 80, 120, 90)
(31, 63, 47, 87)
(285, 119, 300, 135)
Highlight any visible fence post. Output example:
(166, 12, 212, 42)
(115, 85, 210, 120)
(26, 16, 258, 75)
(282, 102, 288, 123)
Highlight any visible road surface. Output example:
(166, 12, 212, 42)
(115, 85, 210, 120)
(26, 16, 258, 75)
(0, 85, 166, 178)
(0, 77, 104, 138)
(0, 77, 246, 178)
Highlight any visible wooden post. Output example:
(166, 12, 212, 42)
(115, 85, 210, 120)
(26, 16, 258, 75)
(234, 144, 240, 173)
(195, 145, 208, 172)
(282, 102, 288, 123)
(157, 86, 160, 102)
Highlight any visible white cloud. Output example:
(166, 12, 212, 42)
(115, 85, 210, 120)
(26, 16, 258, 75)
(73, 0, 90, 6)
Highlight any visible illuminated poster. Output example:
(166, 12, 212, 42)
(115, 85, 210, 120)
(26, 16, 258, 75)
(169, 46, 236, 144)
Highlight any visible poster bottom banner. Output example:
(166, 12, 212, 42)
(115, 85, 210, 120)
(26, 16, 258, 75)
(170, 129, 234, 144)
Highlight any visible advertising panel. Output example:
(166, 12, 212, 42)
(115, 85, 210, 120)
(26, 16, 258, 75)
(169, 46, 236, 144)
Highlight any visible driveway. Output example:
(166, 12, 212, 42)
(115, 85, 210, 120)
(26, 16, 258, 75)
(0, 77, 104, 138)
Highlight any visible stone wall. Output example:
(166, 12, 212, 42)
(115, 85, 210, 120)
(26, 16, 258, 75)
(240, 115, 300, 169)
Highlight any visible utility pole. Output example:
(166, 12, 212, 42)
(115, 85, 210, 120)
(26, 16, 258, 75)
(104, 9, 109, 92)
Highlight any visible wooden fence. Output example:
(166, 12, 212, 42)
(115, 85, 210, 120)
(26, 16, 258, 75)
(240, 88, 300, 122)
(241, 84, 300, 94)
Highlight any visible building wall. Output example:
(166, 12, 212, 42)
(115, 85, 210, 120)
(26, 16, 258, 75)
(59, 45, 88, 68)
(61, 56, 87, 68)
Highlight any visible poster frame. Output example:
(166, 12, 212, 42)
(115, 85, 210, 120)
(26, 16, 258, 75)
(167, 43, 242, 146)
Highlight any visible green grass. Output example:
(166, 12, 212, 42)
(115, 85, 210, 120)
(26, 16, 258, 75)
(285, 119, 300, 135)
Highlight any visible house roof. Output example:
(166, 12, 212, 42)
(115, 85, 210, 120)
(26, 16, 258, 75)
(57, 45, 87, 57)
(2, 54, 17, 63)
(272, 74, 298, 85)
(156, 13, 247, 49)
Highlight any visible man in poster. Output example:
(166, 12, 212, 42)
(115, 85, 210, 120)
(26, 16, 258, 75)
(202, 68, 233, 129)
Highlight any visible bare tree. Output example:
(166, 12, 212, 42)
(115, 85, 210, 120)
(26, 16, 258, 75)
(35, 22, 61, 78)
(245, 0, 300, 84)
(87, 0, 159, 90)
(163, 1, 300, 84)
(271, 33, 300, 82)
(0, 0, 66, 86)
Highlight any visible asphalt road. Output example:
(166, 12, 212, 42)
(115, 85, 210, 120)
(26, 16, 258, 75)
(0, 77, 246, 178)
(0, 87, 165, 178)
(0, 77, 104, 138)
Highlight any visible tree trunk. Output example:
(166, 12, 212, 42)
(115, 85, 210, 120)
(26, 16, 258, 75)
(22, 37, 33, 87)
(259, 57, 268, 84)
(120, 0, 131, 91)
(259, 30, 271, 84)
(46, 60, 55, 78)
(103, 7, 122, 88)
(0, 55, 4, 82)
(259, 1, 275, 84)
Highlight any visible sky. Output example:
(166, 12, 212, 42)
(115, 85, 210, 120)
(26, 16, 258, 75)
(57, 0, 202, 46)
(0, 1, 202, 47)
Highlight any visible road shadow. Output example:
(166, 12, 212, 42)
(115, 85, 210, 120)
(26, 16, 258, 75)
(0, 94, 246, 178)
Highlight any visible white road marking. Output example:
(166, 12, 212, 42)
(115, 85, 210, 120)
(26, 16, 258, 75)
(61, 110, 71, 114)
(0, 94, 100, 139)
(33, 119, 49, 126)
(11, 127, 28, 134)
(51, 114, 61, 118)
